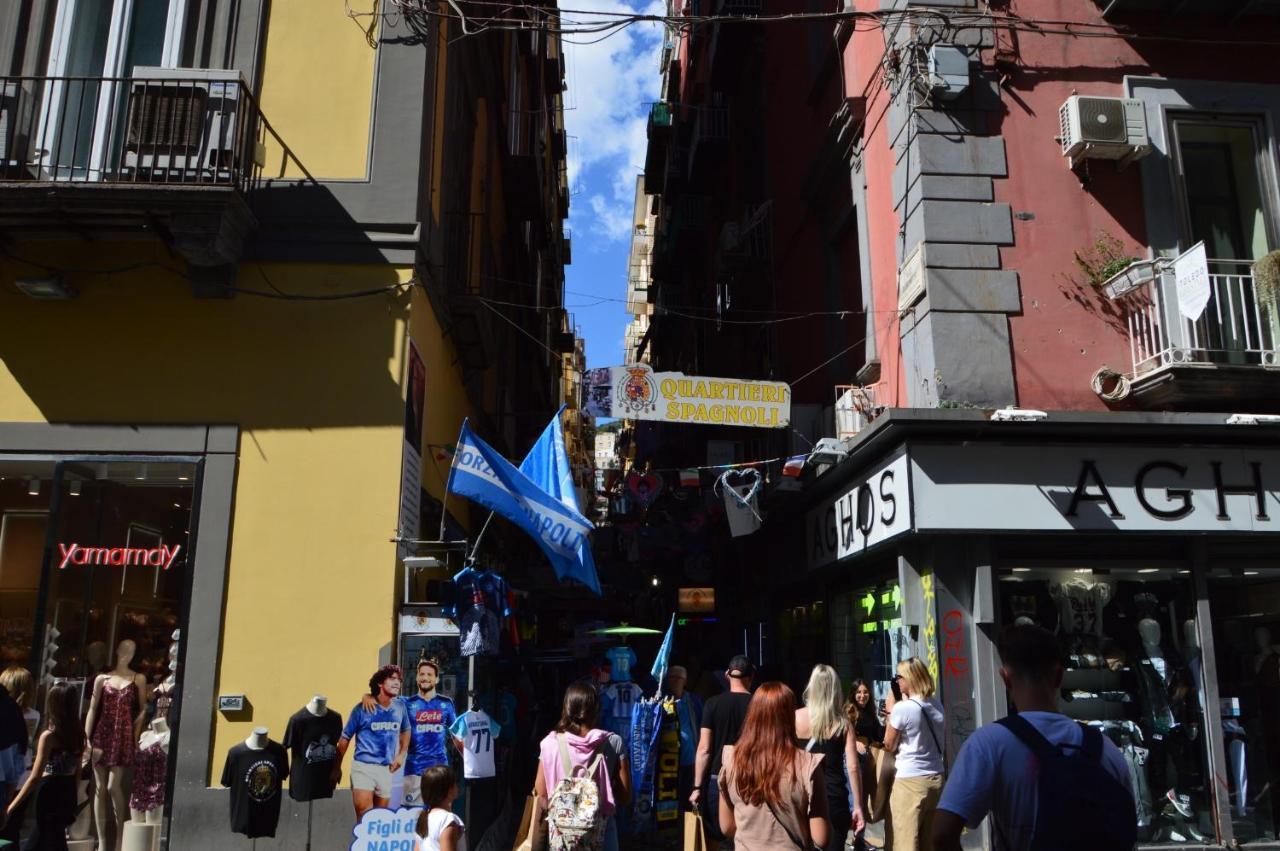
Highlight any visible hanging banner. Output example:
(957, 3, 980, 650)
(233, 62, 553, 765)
(584, 364, 790, 428)
(1174, 241, 1211, 321)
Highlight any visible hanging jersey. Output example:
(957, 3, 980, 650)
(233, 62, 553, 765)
(449, 711, 501, 779)
(1051, 579, 1112, 637)
(605, 646, 637, 683)
(600, 683, 643, 740)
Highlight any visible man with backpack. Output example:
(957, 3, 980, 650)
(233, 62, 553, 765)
(932, 624, 1137, 851)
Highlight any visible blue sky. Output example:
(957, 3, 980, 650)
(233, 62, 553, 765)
(561, 0, 665, 371)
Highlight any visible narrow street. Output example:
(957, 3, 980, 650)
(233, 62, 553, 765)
(0, 1, 1279, 849)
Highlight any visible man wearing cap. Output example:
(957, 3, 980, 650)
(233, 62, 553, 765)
(690, 654, 754, 848)
(667, 665, 703, 805)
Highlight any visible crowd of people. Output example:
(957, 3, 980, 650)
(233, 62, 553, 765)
(518, 623, 1139, 851)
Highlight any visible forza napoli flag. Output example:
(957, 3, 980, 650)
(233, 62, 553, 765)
(447, 420, 600, 594)
(519, 407, 603, 595)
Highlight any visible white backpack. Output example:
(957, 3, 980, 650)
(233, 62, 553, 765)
(546, 733, 607, 851)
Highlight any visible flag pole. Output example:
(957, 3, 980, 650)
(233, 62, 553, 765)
(439, 426, 464, 541)
(468, 511, 496, 561)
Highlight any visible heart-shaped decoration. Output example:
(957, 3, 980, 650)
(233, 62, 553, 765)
(626, 471, 664, 508)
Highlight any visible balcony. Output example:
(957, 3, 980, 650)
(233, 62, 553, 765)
(0, 70, 297, 282)
(643, 103, 673, 193)
(1108, 259, 1280, 408)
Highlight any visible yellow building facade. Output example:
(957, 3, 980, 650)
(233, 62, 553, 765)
(0, 0, 570, 846)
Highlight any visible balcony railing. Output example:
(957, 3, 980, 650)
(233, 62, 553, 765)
(1111, 259, 1279, 377)
(0, 73, 301, 194)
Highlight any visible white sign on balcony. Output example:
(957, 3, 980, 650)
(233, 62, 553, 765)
(1175, 241, 1211, 321)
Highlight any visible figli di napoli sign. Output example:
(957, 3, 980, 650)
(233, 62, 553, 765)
(57, 543, 182, 570)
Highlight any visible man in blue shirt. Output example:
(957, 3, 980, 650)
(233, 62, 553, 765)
(403, 659, 462, 805)
(334, 665, 410, 819)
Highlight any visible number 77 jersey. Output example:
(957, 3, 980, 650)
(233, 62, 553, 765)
(450, 710, 501, 779)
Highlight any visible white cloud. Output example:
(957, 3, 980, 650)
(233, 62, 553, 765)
(562, 0, 665, 244)
(588, 193, 634, 241)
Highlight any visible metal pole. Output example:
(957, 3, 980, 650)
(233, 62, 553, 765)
(439, 448, 460, 541)
(468, 511, 497, 562)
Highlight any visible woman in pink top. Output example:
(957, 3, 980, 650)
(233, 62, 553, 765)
(532, 683, 632, 851)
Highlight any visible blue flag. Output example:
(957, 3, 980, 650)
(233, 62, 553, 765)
(447, 420, 601, 594)
(520, 407, 602, 595)
(650, 614, 675, 692)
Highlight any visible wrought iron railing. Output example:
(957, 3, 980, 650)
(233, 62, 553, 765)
(0, 74, 308, 193)
(1110, 258, 1279, 376)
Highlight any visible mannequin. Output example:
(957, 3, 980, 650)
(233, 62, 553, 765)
(1139, 619, 1166, 679)
(246, 726, 269, 750)
(600, 647, 642, 741)
(1182, 620, 1204, 709)
(128, 718, 170, 824)
(307, 695, 328, 716)
(85, 640, 147, 851)
(1254, 626, 1280, 674)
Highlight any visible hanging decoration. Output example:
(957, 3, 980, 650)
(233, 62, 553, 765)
(716, 468, 763, 538)
(626, 471, 664, 509)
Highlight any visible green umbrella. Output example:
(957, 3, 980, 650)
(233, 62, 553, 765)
(589, 625, 663, 635)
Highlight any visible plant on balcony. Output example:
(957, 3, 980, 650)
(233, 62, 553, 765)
(1255, 250, 1280, 312)
(1074, 232, 1137, 287)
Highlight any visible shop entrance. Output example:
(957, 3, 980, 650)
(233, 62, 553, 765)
(0, 455, 197, 845)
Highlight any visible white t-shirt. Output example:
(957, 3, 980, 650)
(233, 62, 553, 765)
(887, 698, 945, 777)
(449, 710, 501, 779)
(936, 711, 1132, 851)
(418, 808, 466, 851)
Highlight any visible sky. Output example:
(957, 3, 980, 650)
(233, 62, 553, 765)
(560, 0, 666, 371)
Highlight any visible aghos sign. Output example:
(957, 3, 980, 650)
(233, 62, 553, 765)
(57, 543, 182, 571)
(584, 364, 791, 428)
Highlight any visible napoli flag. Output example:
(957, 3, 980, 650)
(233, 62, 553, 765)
(447, 419, 602, 594)
(520, 407, 602, 595)
(650, 613, 676, 691)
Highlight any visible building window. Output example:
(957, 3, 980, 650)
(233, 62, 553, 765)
(1169, 115, 1277, 264)
(998, 566, 1213, 844)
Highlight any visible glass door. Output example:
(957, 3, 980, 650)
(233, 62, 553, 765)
(1169, 116, 1280, 363)
(1205, 570, 1280, 844)
(38, 0, 187, 180)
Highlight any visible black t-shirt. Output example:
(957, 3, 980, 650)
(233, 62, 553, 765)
(221, 741, 289, 838)
(701, 691, 752, 776)
(283, 707, 344, 802)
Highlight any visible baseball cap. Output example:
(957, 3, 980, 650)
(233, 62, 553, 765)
(726, 654, 756, 679)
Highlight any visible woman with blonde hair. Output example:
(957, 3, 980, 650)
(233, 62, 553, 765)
(882, 657, 944, 850)
(797, 665, 864, 851)
(718, 682, 830, 851)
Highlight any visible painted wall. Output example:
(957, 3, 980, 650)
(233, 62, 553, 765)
(257, 0, 380, 179)
(847, 3, 908, 406)
(847, 0, 1280, 411)
(994, 0, 1278, 410)
(0, 242, 472, 785)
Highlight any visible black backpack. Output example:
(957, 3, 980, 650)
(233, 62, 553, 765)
(994, 715, 1137, 851)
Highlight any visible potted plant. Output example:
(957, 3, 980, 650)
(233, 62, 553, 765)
(1074, 233, 1159, 299)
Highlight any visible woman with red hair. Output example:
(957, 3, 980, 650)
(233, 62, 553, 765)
(718, 682, 831, 850)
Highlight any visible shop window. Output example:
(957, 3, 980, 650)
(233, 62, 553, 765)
(1206, 570, 1280, 844)
(998, 567, 1212, 845)
(0, 459, 58, 670)
(833, 578, 905, 705)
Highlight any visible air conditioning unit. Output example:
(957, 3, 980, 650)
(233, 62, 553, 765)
(1059, 95, 1150, 168)
(0, 80, 30, 169)
(123, 67, 251, 180)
